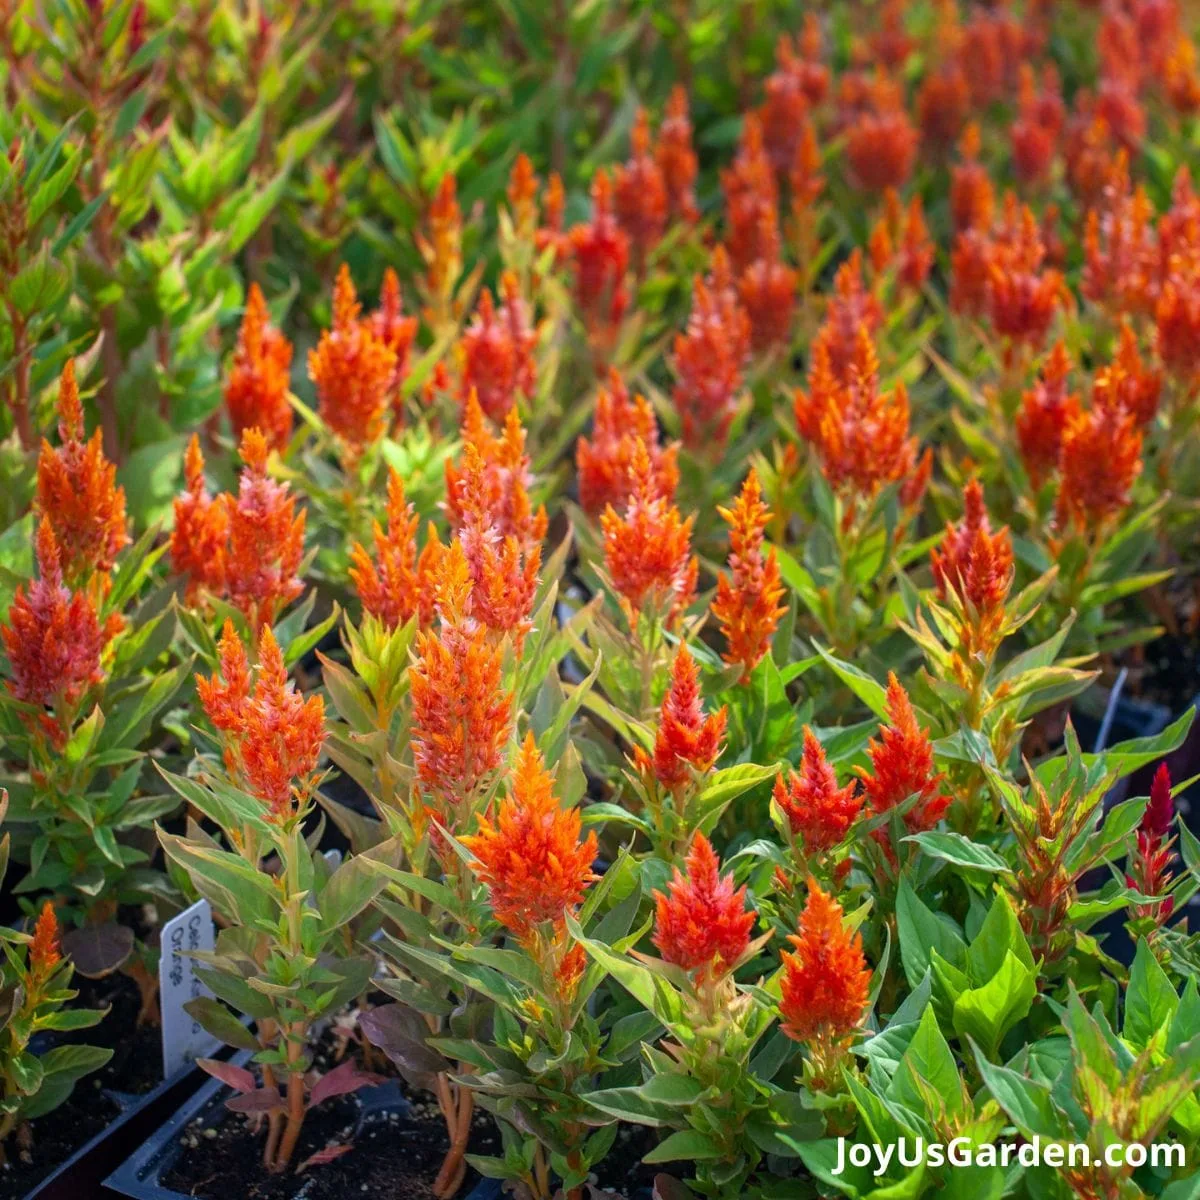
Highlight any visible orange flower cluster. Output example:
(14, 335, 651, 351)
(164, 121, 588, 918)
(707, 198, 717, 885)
(613, 108, 669, 262)
(349, 468, 442, 630)
(774, 728, 863, 855)
(960, 6, 1037, 110)
(568, 170, 630, 352)
(410, 541, 512, 814)
(1094, 323, 1162, 426)
(170, 430, 306, 633)
(950, 124, 995, 235)
(506, 153, 539, 242)
(458, 273, 536, 422)
(916, 50, 969, 153)
(819, 251, 883, 370)
(779, 880, 870, 1045)
(652, 833, 754, 982)
(419, 174, 463, 323)
(36, 360, 128, 583)
(576, 371, 678, 516)
(655, 86, 700, 226)
(930, 480, 1014, 636)
(197, 621, 325, 821)
(793, 323, 929, 507)
(224, 284, 294, 452)
(463, 733, 597, 943)
(841, 73, 918, 194)
(867, 189, 933, 293)
(636, 645, 727, 792)
(1081, 154, 1158, 319)
(672, 249, 751, 447)
(760, 21, 828, 174)
(600, 439, 697, 623)
(28, 901, 61, 981)
(372, 267, 419, 419)
(1011, 65, 1065, 186)
(1055, 401, 1143, 534)
(1016, 342, 1080, 487)
(2, 519, 116, 721)
(307, 265, 399, 458)
(737, 217, 798, 354)
(951, 193, 1068, 352)
(711, 470, 786, 679)
(857, 675, 950, 833)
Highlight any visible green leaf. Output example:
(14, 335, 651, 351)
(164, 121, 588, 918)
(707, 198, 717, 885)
(183, 997, 259, 1051)
(896, 877, 966, 988)
(902, 832, 1009, 874)
(889, 1007, 963, 1117)
(973, 1052, 1061, 1139)
(1125, 938, 1179, 1049)
(952, 951, 1037, 1060)
(317, 836, 404, 934)
(815, 645, 889, 720)
(642, 1129, 725, 1164)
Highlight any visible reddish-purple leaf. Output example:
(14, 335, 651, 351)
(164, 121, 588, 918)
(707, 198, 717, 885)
(197, 1059, 256, 1093)
(307, 1058, 381, 1109)
(225, 1086, 282, 1114)
(296, 1142, 354, 1173)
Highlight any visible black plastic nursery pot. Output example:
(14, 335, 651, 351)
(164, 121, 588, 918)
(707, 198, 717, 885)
(102, 1056, 504, 1200)
(18, 1061, 216, 1200)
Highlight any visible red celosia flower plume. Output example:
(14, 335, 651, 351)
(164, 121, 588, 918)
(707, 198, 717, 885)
(843, 73, 917, 194)
(868, 189, 933, 294)
(1016, 342, 1081, 488)
(349, 467, 441, 630)
(736, 216, 798, 354)
(197, 621, 325, 822)
(170, 436, 229, 604)
(1093, 323, 1162, 427)
(410, 541, 513, 814)
(638, 644, 727, 792)
(568, 169, 630, 353)
(600, 438, 698, 623)
(779, 880, 871, 1044)
(1055, 403, 1143, 534)
(29, 901, 61, 982)
(761, 29, 827, 174)
(459, 273, 537, 423)
(223, 429, 307, 633)
(672, 248, 751, 447)
(224, 283, 294, 452)
(2, 518, 116, 719)
(652, 832, 754, 981)
(36, 359, 129, 583)
(775, 728, 863, 855)
(950, 123, 994, 235)
(1011, 64, 1065, 186)
(721, 115, 779, 273)
(930, 479, 1014, 628)
(818, 251, 883, 374)
(857, 674, 950, 832)
(463, 732, 598, 942)
(576, 370, 679, 516)
(656, 86, 699, 225)
(308, 264, 399, 459)
(711, 469, 786, 679)
(371, 267, 419, 419)
(1127, 762, 1176, 925)
(613, 107, 669, 261)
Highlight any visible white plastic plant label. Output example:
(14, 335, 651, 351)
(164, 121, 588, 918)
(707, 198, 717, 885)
(159, 898, 220, 1079)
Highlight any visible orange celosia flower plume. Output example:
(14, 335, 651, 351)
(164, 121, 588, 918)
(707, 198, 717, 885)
(36, 359, 129, 584)
(463, 732, 598, 944)
(652, 832, 755, 982)
(600, 439, 698, 624)
(637, 644, 727, 792)
(613, 107, 669, 261)
(856, 674, 951, 833)
(307, 264, 399, 459)
(1016, 342, 1080, 489)
(410, 541, 513, 819)
(371, 267, 419, 420)
(568, 169, 630, 355)
(779, 880, 871, 1046)
(349, 467, 442, 631)
(196, 621, 325, 822)
(2, 518, 117, 721)
(1055, 402, 1143, 535)
(774, 728, 863, 855)
(224, 283, 294, 452)
(929, 479, 1014, 648)
(711, 469, 786, 680)
(170, 436, 229, 604)
(458, 273, 537, 423)
(576, 370, 679, 516)
(656, 86, 699, 225)
(28, 901, 61, 983)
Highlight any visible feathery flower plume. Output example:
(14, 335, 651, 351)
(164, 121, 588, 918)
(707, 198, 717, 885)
(930, 480, 1014, 623)
(36, 360, 128, 583)
(2, 519, 115, 719)
(458, 273, 537, 423)
(1127, 763, 1176, 926)
(656, 86, 700, 224)
(506, 153, 539, 241)
(774, 728, 863, 855)
(197, 621, 325, 822)
(761, 33, 823, 174)
(410, 542, 513, 817)
(672, 248, 751, 447)
(568, 170, 629, 352)
(1081, 153, 1158, 319)
(916, 62, 969, 152)
(536, 171, 569, 265)
(1055, 402, 1142, 534)
(600, 439, 698, 622)
(576, 371, 679, 516)
(349, 467, 442, 630)
(28, 901, 61, 982)
(1155, 268, 1200, 386)
(736, 216, 798, 353)
(613, 108, 669, 261)
(711, 469, 786, 679)
(779, 881, 870, 1046)
(1165, 36, 1200, 114)
(1011, 65, 1065, 185)
(856, 674, 950, 832)
(652, 833, 754, 982)
(420, 174, 463, 325)
(308, 264, 399, 459)
(637, 645, 727, 792)
(371, 267, 419, 419)
(463, 733, 598, 943)
(868, 190, 933, 293)
(170, 436, 229, 604)
(843, 73, 917, 194)
(224, 284, 294, 452)
(1016, 342, 1080, 488)
(950, 123, 994, 235)
(721, 115, 778, 272)
(1093, 323, 1162, 426)
(818, 251, 883, 373)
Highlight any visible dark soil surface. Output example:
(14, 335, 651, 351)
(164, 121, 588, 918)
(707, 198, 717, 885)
(592, 1122, 661, 1197)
